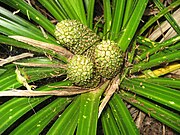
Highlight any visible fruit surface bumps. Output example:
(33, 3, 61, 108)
(67, 55, 99, 88)
(94, 40, 123, 79)
(54, 20, 100, 55)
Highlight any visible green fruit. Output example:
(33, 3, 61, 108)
(83, 45, 96, 61)
(94, 40, 123, 79)
(67, 55, 100, 88)
(85, 72, 101, 88)
(54, 20, 100, 54)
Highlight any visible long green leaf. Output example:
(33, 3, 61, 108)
(0, 57, 66, 91)
(0, 6, 45, 35)
(0, 68, 6, 75)
(110, 0, 125, 40)
(143, 42, 180, 61)
(0, 34, 46, 53)
(120, 91, 180, 132)
(0, 97, 49, 134)
(101, 107, 121, 135)
(56, 0, 80, 20)
(0, 6, 56, 44)
(117, 0, 148, 51)
(86, 0, 95, 29)
(131, 50, 180, 73)
(109, 94, 139, 135)
(153, 0, 180, 34)
(103, 0, 112, 39)
(136, 36, 159, 48)
(77, 81, 109, 135)
(0, 81, 71, 134)
(38, 0, 67, 21)
(68, 0, 87, 25)
(1, 0, 55, 35)
(0, 16, 53, 42)
(135, 35, 180, 61)
(139, 0, 180, 35)
(11, 97, 72, 135)
(121, 78, 180, 111)
(135, 78, 180, 89)
(47, 96, 80, 135)
(122, 0, 135, 28)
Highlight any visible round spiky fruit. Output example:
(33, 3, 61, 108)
(94, 40, 123, 79)
(83, 45, 96, 61)
(67, 55, 100, 88)
(85, 72, 101, 88)
(54, 20, 100, 54)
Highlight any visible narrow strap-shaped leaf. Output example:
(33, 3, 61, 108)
(77, 93, 100, 135)
(54, 0, 69, 19)
(0, 69, 6, 75)
(0, 35, 67, 61)
(141, 42, 180, 61)
(68, 0, 87, 25)
(0, 58, 66, 90)
(110, 0, 125, 40)
(86, 0, 95, 29)
(1, 0, 55, 35)
(136, 36, 159, 48)
(0, 16, 55, 43)
(103, 0, 112, 39)
(38, 0, 67, 21)
(0, 7, 57, 44)
(0, 34, 39, 53)
(0, 97, 49, 134)
(153, 0, 180, 34)
(0, 81, 71, 134)
(11, 97, 72, 135)
(131, 50, 180, 73)
(0, 6, 45, 35)
(0, 34, 45, 53)
(76, 82, 109, 135)
(117, 0, 148, 51)
(47, 96, 80, 135)
(139, 0, 180, 35)
(56, 0, 80, 20)
(122, 0, 135, 28)
(136, 78, 180, 89)
(135, 35, 180, 61)
(0, 66, 65, 90)
(120, 91, 180, 132)
(109, 94, 139, 135)
(0, 67, 21, 90)
(121, 78, 180, 111)
(101, 106, 121, 135)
